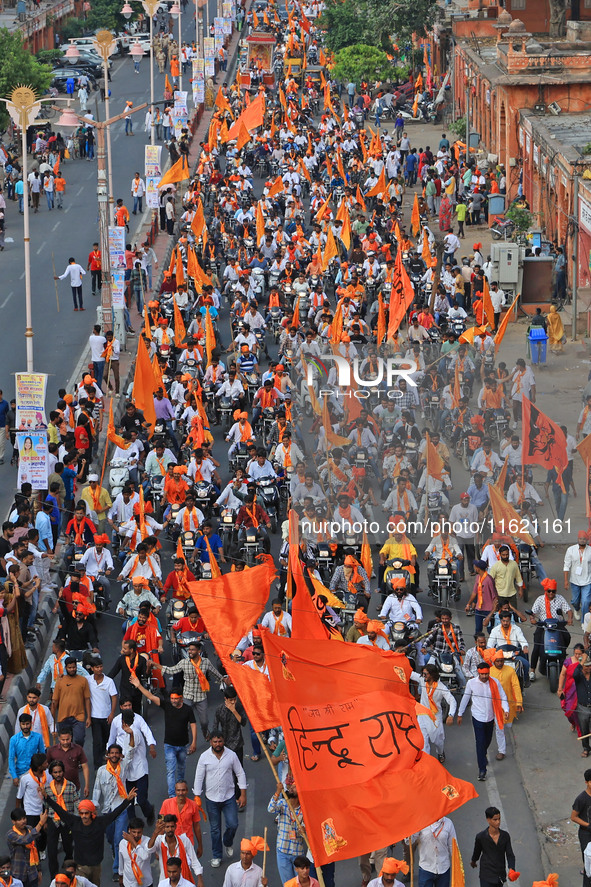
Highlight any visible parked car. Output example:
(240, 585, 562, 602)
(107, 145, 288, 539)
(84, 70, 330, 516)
(55, 52, 108, 77)
(50, 69, 97, 93)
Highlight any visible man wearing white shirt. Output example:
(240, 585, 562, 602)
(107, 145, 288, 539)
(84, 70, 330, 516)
(564, 531, 591, 620)
(457, 661, 508, 781)
(260, 599, 292, 636)
(80, 538, 114, 605)
(193, 734, 247, 867)
(149, 816, 203, 883)
(108, 487, 139, 528)
(379, 591, 422, 626)
(223, 840, 267, 887)
(56, 257, 86, 311)
(118, 818, 153, 887)
(85, 658, 117, 770)
(216, 478, 246, 512)
(88, 326, 107, 390)
(407, 817, 457, 886)
(157, 858, 195, 887)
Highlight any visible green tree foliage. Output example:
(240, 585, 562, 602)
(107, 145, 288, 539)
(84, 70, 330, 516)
(0, 30, 53, 129)
(321, 0, 440, 53)
(332, 43, 393, 87)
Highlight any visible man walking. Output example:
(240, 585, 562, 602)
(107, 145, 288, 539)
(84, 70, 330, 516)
(88, 326, 107, 389)
(85, 657, 117, 771)
(131, 173, 146, 215)
(155, 641, 222, 743)
(87, 244, 102, 296)
(457, 660, 508, 781)
(407, 817, 457, 887)
(55, 258, 86, 312)
(193, 733, 246, 867)
(51, 658, 91, 747)
(470, 807, 517, 887)
(564, 531, 591, 622)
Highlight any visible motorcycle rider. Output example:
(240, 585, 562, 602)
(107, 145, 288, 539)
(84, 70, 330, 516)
(529, 579, 572, 681)
(424, 609, 466, 689)
(424, 530, 463, 599)
(79, 533, 114, 608)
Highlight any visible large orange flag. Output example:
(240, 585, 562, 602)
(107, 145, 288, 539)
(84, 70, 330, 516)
(255, 200, 265, 245)
(188, 560, 280, 731)
(387, 249, 414, 339)
(366, 168, 386, 198)
(376, 293, 386, 345)
(191, 200, 205, 239)
(226, 93, 265, 140)
(522, 395, 568, 487)
(107, 400, 131, 450)
(262, 633, 477, 866)
(236, 120, 251, 152)
(267, 177, 284, 198)
(322, 395, 351, 447)
(322, 228, 338, 271)
(214, 86, 232, 115)
(488, 482, 535, 545)
(133, 337, 157, 438)
(158, 156, 189, 188)
(494, 292, 519, 352)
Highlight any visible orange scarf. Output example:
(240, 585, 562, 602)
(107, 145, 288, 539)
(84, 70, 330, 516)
(29, 769, 46, 791)
(129, 554, 157, 577)
(239, 421, 253, 443)
(161, 836, 193, 883)
(126, 653, 140, 680)
(174, 569, 191, 600)
(476, 573, 487, 609)
(338, 505, 352, 521)
(71, 517, 88, 546)
(127, 843, 144, 885)
(396, 490, 410, 514)
(273, 610, 287, 636)
(90, 486, 102, 513)
(102, 340, 113, 361)
(283, 441, 292, 468)
(441, 541, 452, 560)
(53, 651, 67, 681)
(261, 390, 274, 409)
(545, 594, 553, 619)
(500, 623, 513, 644)
(488, 677, 505, 729)
(442, 623, 461, 658)
(106, 759, 128, 797)
(12, 827, 39, 867)
(24, 704, 50, 747)
(183, 507, 198, 532)
(245, 505, 259, 529)
(426, 682, 438, 717)
(190, 656, 210, 691)
(49, 777, 68, 821)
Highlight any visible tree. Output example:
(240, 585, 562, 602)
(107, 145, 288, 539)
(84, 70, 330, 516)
(0, 30, 53, 129)
(332, 44, 394, 87)
(321, 0, 440, 53)
(320, 0, 367, 53)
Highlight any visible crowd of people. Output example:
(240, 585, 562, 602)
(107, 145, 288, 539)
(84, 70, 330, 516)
(0, 0, 582, 885)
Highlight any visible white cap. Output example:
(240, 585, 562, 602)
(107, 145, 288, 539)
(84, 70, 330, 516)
(88, 473, 99, 482)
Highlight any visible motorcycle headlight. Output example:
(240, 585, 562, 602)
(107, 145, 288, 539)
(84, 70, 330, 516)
(441, 663, 453, 674)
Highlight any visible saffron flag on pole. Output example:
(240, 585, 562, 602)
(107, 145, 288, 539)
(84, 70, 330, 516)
(482, 277, 496, 330)
(107, 400, 131, 450)
(410, 193, 420, 237)
(425, 431, 444, 481)
(226, 93, 265, 140)
(522, 395, 568, 487)
(487, 482, 535, 545)
(132, 337, 157, 438)
(387, 248, 415, 339)
(262, 633, 477, 866)
(494, 292, 519, 352)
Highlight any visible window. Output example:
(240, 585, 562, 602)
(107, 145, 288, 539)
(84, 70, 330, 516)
(585, 0, 591, 9)
(511, 0, 525, 8)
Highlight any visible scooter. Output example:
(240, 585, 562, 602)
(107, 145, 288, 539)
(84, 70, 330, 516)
(527, 611, 569, 693)
(256, 476, 280, 533)
(109, 458, 130, 498)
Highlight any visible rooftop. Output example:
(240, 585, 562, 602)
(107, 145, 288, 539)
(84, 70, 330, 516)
(520, 109, 591, 163)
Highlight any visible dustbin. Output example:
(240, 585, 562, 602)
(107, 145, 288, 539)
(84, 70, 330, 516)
(528, 327, 548, 365)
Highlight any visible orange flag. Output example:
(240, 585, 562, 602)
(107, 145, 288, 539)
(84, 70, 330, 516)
(53, 156, 60, 176)
(214, 86, 232, 114)
(411, 193, 421, 237)
(132, 337, 157, 438)
(107, 400, 131, 450)
(482, 277, 495, 330)
(158, 156, 189, 188)
(175, 247, 185, 287)
(165, 73, 173, 94)
(495, 455, 509, 493)
(366, 168, 386, 198)
(458, 325, 488, 344)
(219, 118, 230, 144)
(452, 362, 461, 408)
(267, 177, 284, 198)
(322, 227, 339, 271)
(315, 193, 332, 222)
(226, 93, 264, 140)
(252, 10, 259, 27)
(494, 292, 519, 352)
(451, 838, 465, 887)
(262, 632, 478, 866)
(236, 120, 251, 152)
(577, 433, 591, 518)
(355, 184, 367, 212)
(361, 531, 373, 580)
(152, 353, 165, 392)
(191, 200, 205, 239)
(255, 200, 265, 245)
(425, 430, 444, 481)
(387, 248, 415, 339)
(522, 395, 568, 488)
(336, 201, 351, 250)
(173, 298, 186, 347)
(322, 395, 351, 447)
(291, 570, 331, 641)
(488, 481, 535, 545)
(205, 306, 216, 366)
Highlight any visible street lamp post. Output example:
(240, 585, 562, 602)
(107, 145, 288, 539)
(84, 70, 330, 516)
(55, 101, 147, 344)
(170, 1, 183, 91)
(126, 0, 162, 147)
(5, 86, 43, 372)
(91, 32, 116, 210)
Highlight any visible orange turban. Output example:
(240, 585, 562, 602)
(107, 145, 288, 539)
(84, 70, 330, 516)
(240, 836, 268, 856)
(78, 800, 96, 814)
(367, 620, 389, 641)
(482, 648, 498, 665)
(132, 576, 149, 588)
(380, 858, 409, 876)
(532, 877, 556, 887)
(541, 578, 557, 591)
(354, 608, 369, 624)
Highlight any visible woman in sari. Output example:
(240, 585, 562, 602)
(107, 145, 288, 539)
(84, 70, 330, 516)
(2, 566, 27, 674)
(547, 304, 565, 353)
(439, 194, 452, 232)
(558, 643, 587, 735)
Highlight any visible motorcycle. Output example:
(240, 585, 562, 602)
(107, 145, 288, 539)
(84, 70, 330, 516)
(150, 475, 165, 520)
(426, 649, 460, 692)
(220, 508, 237, 556)
(389, 620, 421, 665)
(428, 557, 459, 606)
(109, 458, 130, 498)
(243, 525, 264, 565)
(527, 611, 569, 692)
(256, 476, 280, 533)
(194, 480, 215, 517)
(518, 544, 532, 602)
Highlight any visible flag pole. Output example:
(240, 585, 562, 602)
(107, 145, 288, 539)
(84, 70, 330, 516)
(262, 827, 268, 879)
(408, 836, 414, 887)
(256, 735, 327, 887)
(51, 252, 60, 312)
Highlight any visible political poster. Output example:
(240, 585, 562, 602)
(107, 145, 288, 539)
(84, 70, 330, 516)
(144, 144, 162, 178)
(111, 270, 126, 309)
(16, 431, 49, 490)
(108, 226, 126, 273)
(15, 372, 48, 430)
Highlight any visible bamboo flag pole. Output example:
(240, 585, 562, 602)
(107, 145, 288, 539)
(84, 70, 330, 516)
(51, 252, 60, 311)
(262, 827, 268, 880)
(257, 734, 327, 887)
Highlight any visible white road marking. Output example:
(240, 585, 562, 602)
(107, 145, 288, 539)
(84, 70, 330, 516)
(36, 240, 46, 255)
(0, 292, 13, 308)
(487, 768, 521, 886)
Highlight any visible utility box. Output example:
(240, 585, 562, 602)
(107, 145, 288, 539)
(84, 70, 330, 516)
(491, 242, 521, 285)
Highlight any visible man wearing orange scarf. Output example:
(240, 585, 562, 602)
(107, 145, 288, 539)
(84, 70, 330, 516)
(529, 578, 572, 680)
(465, 559, 497, 633)
(425, 609, 467, 689)
(118, 816, 153, 887)
(155, 642, 223, 742)
(457, 660, 509, 781)
(7, 807, 48, 887)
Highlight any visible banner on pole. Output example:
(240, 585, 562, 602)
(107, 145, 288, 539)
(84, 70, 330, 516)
(16, 431, 49, 490)
(15, 372, 48, 429)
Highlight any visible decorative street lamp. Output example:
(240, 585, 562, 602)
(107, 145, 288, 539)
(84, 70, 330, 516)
(92, 30, 117, 209)
(170, 1, 183, 91)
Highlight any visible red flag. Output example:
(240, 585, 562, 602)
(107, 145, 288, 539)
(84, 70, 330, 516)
(522, 395, 568, 487)
(262, 633, 477, 866)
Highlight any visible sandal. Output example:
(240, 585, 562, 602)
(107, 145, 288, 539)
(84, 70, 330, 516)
(250, 755, 260, 762)
(582, 750, 589, 757)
